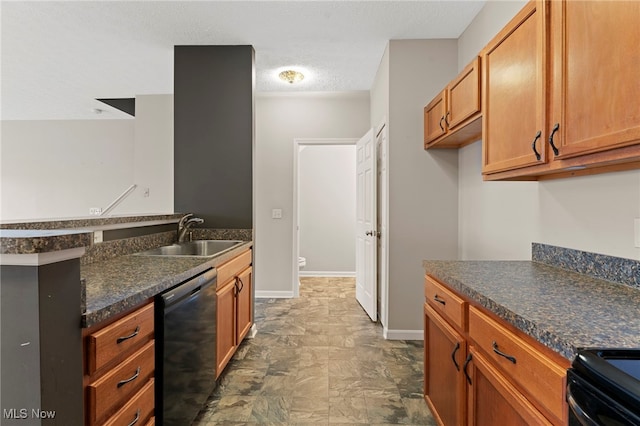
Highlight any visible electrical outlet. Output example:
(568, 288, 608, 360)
(272, 209, 282, 219)
(89, 207, 102, 215)
(635, 219, 640, 248)
(93, 231, 103, 244)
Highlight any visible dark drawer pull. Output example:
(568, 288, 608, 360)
(433, 295, 446, 305)
(549, 122, 560, 156)
(237, 276, 244, 293)
(117, 367, 141, 388)
(117, 326, 140, 344)
(451, 342, 461, 371)
(531, 130, 542, 161)
(492, 341, 517, 364)
(128, 409, 140, 426)
(439, 116, 445, 131)
(463, 354, 473, 385)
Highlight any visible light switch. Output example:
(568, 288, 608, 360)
(272, 209, 283, 219)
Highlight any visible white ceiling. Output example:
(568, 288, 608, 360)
(1, 1, 485, 120)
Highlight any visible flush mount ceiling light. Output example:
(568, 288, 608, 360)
(279, 70, 304, 84)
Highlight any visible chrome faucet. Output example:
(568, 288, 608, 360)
(177, 213, 204, 242)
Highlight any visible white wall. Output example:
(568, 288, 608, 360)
(299, 144, 356, 274)
(128, 94, 174, 215)
(457, 0, 640, 261)
(1, 119, 135, 220)
(0, 95, 174, 221)
(371, 40, 460, 336)
(254, 92, 370, 297)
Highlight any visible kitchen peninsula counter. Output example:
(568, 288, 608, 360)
(80, 241, 253, 327)
(424, 245, 640, 361)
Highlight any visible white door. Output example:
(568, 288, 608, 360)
(356, 128, 377, 321)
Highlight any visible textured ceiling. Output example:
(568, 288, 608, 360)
(1, 1, 485, 120)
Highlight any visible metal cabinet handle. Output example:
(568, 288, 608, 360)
(127, 409, 140, 426)
(116, 326, 140, 344)
(444, 111, 451, 127)
(117, 367, 141, 388)
(237, 276, 244, 293)
(365, 231, 372, 236)
(433, 295, 446, 305)
(549, 123, 560, 156)
(463, 354, 473, 385)
(439, 116, 445, 131)
(531, 130, 542, 161)
(451, 342, 461, 371)
(492, 341, 517, 364)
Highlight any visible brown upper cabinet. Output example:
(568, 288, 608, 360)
(482, 0, 640, 180)
(424, 57, 482, 149)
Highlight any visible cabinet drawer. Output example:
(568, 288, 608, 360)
(88, 341, 155, 424)
(103, 378, 154, 426)
(87, 303, 154, 374)
(424, 275, 467, 331)
(217, 249, 251, 285)
(468, 306, 565, 422)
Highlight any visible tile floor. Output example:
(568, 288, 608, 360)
(192, 277, 436, 425)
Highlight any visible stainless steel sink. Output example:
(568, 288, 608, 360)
(134, 240, 244, 258)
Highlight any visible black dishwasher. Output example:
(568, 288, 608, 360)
(155, 268, 217, 426)
(567, 349, 640, 426)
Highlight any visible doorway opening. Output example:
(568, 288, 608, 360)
(292, 139, 357, 298)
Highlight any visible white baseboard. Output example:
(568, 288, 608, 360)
(384, 329, 424, 341)
(255, 290, 294, 298)
(299, 271, 356, 277)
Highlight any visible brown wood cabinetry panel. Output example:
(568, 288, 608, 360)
(425, 275, 467, 331)
(468, 306, 566, 424)
(550, 1, 640, 159)
(482, 0, 547, 174)
(424, 304, 466, 426)
(448, 57, 481, 131)
(217, 249, 252, 286)
(103, 378, 154, 426)
(87, 303, 154, 375)
(216, 280, 237, 378)
(87, 341, 155, 425)
(467, 346, 552, 425)
(236, 266, 253, 343)
(425, 58, 482, 149)
(424, 91, 447, 146)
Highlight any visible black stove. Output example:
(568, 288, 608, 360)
(567, 349, 640, 426)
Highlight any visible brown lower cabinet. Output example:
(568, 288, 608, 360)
(216, 248, 253, 378)
(83, 302, 155, 426)
(466, 347, 551, 425)
(424, 303, 466, 426)
(423, 275, 569, 426)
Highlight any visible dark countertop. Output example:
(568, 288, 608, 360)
(0, 229, 93, 254)
(423, 260, 640, 361)
(81, 241, 252, 328)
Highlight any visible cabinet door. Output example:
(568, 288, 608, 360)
(482, 0, 547, 174)
(466, 347, 552, 426)
(448, 57, 481, 131)
(550, 1, 640, 159)
(424, 304, 466, 426)
(236, 266, 253, 343)
(424, 90, 447, 146)
(216, 280, 236, 378)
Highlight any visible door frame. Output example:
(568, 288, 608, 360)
(292, 138, 358, 297)
(376, 120, 390, 332)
